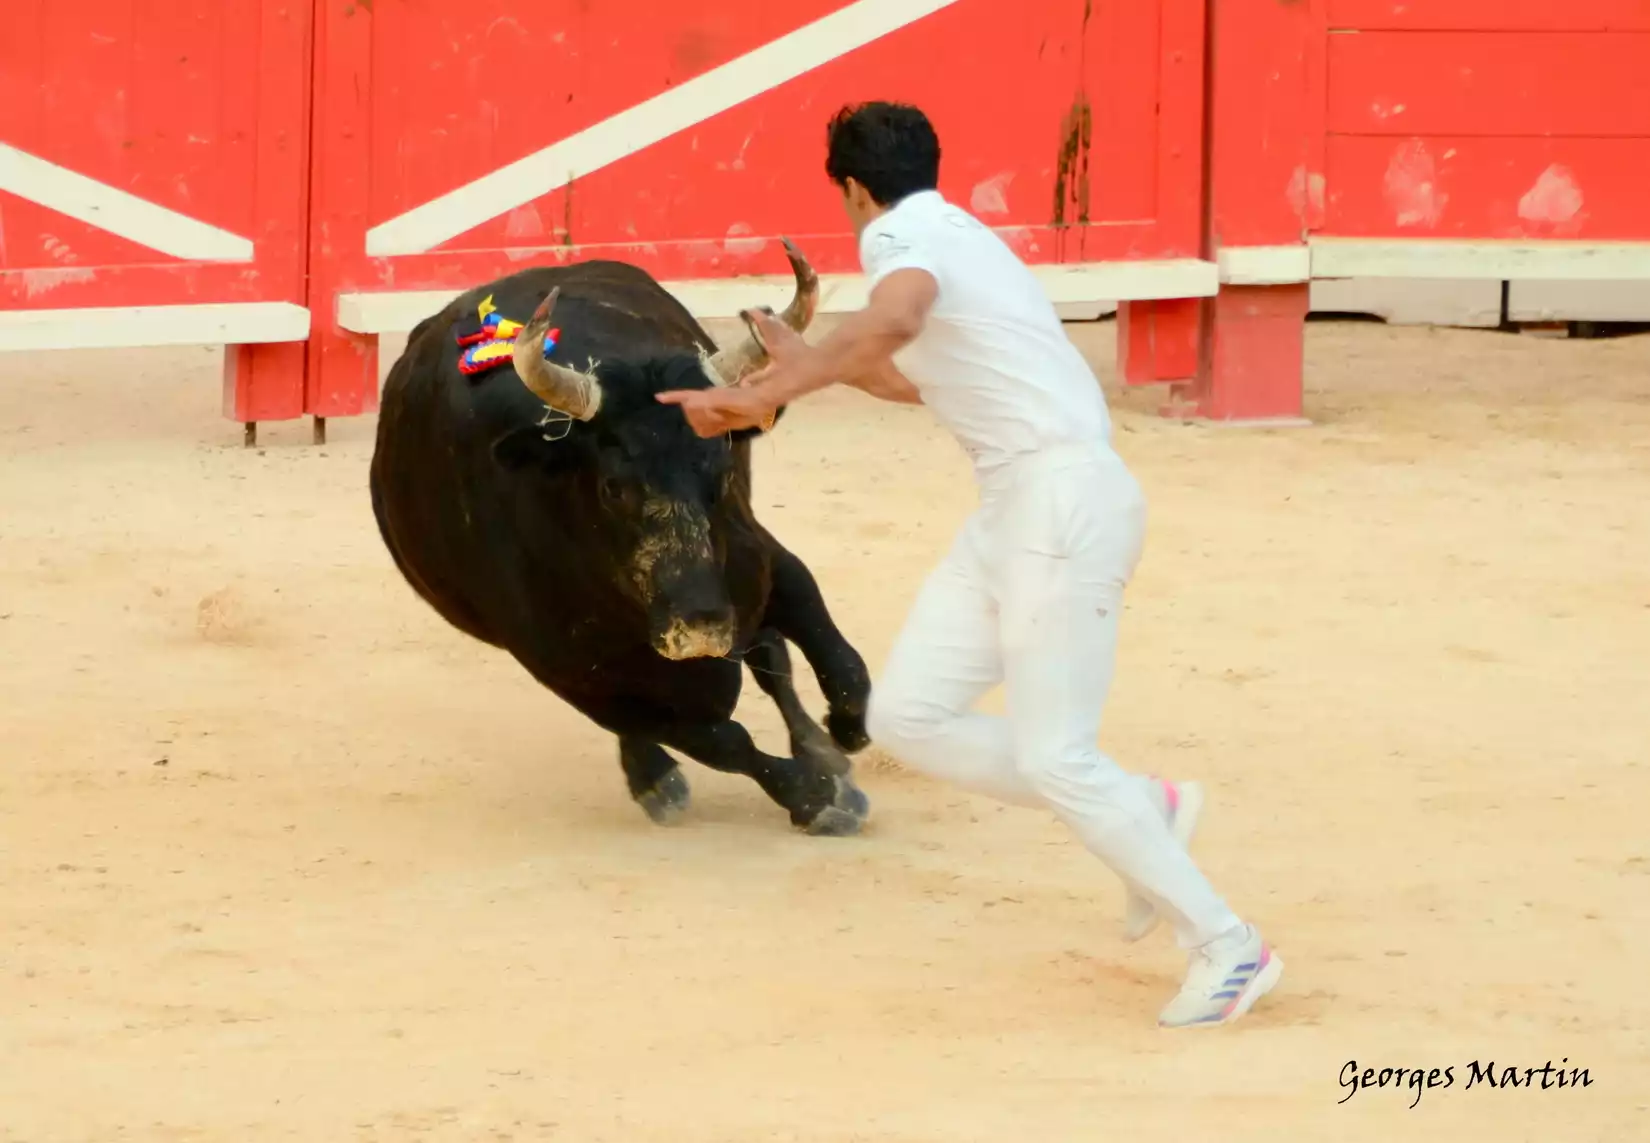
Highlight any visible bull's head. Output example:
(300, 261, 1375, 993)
(510, 237, 818, 419)
(504, 239, 819, 661)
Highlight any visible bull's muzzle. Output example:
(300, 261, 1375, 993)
(654, 616, 736, 661)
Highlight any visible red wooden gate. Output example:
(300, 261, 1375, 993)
(8, 1, 1648, 435)
(305, 0, 1210, 418)
(1314, 1, 1650, 243)
(0, 1, 314, 424)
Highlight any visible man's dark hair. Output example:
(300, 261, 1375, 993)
(824, 102, 941, 206)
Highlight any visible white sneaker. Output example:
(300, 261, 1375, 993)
(1157, 923, 1282, 1029)
(1121, 778, 1205, 942)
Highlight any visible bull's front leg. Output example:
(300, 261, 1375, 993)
(574, 663, 865, 835)
(654, 715, 868, 836)
(618, 735, 692, 825)
(743, 628, 857, 779)
(759, 541, 873, 753)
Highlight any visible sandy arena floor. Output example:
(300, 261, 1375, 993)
(2, 320, 1647, 1142)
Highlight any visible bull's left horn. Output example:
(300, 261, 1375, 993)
(704, 237, 819, 386)
(512, 287, 603, 420)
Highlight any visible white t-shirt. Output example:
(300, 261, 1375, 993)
(859, 190, 1117, 481)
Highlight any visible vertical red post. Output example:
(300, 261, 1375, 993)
(1188, 284, 1310, 420)
(223, 343, 309, 426)
(305, 0, 379, 421)
(1169, 0, 1318, 422)
(1113, 0, 1209, 399)
(1117, 298, 1201, 387)
(223, 0, 316, 435)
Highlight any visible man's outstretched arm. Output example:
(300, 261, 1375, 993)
(846, 358, 923, 405)
(657, 268, 936, 435)
(747, 268, 936, 405)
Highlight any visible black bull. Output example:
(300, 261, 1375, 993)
(368, 241, 875, 835)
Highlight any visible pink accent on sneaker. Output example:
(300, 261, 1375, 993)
(1160, 778, 1179, 817)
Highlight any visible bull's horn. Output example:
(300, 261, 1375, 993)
(703, 237, 819, 386)
(512, 288, 603, 420)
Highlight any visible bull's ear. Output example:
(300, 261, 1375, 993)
(728, 403, 788, 442)
(490, 424, 587, 472)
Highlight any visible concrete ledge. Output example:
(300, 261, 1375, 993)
(1507, 280, 1650, 323)
(1310, 278, 1504, 328)
(1311, 238, 1650, 281)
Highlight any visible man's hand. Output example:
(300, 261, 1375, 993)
(656, 310, 810, 438)
(654, 382, 777, 438)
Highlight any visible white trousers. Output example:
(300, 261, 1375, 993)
(866, 443, 1242, 949)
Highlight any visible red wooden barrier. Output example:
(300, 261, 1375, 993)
(11, 1, 1642, 434)
(305, 0, 1212, 420)
(0, 0, 314, 431)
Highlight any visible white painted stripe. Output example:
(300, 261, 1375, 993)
(364, 0, 964, 258)
(1310, 238, 1650, 281)
(0, 142, 255, 263)
(0, 302, 308, 352)
(336, 259, 1218, 334)
(1218, 245, 1311, 285)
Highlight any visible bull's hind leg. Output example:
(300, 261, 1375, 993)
(619, 736, 692, 825)
(761, 542, 873, 753)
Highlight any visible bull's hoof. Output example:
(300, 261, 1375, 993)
(826, 707, 871, 754)
(636, 766, 692, 825)
(805, 806, 862, 837)
(801, 775, 870, 837)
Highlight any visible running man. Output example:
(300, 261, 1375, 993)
(657, 102, 1281, 1027)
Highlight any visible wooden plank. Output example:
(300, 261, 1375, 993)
(1327, 32, 1650, 138)
(1327, 0, 1650, 32)
(1151, 0, 1208, 258)
(1321, 136, 1650, 240)
(1207, 0, 1317, 246)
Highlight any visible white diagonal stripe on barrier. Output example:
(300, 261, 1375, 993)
(0, 141, 255, 263)
(364, 0, 964, 258)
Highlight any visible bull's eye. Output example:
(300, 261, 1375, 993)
(599, 476, 628, 504)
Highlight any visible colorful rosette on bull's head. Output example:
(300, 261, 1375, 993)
(456, 294, 559, 377)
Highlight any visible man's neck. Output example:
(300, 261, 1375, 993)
(854, 188, 940, 237)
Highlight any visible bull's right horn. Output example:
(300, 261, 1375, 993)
(703, 237, 820, 386)
(512, 288, 603, 420)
